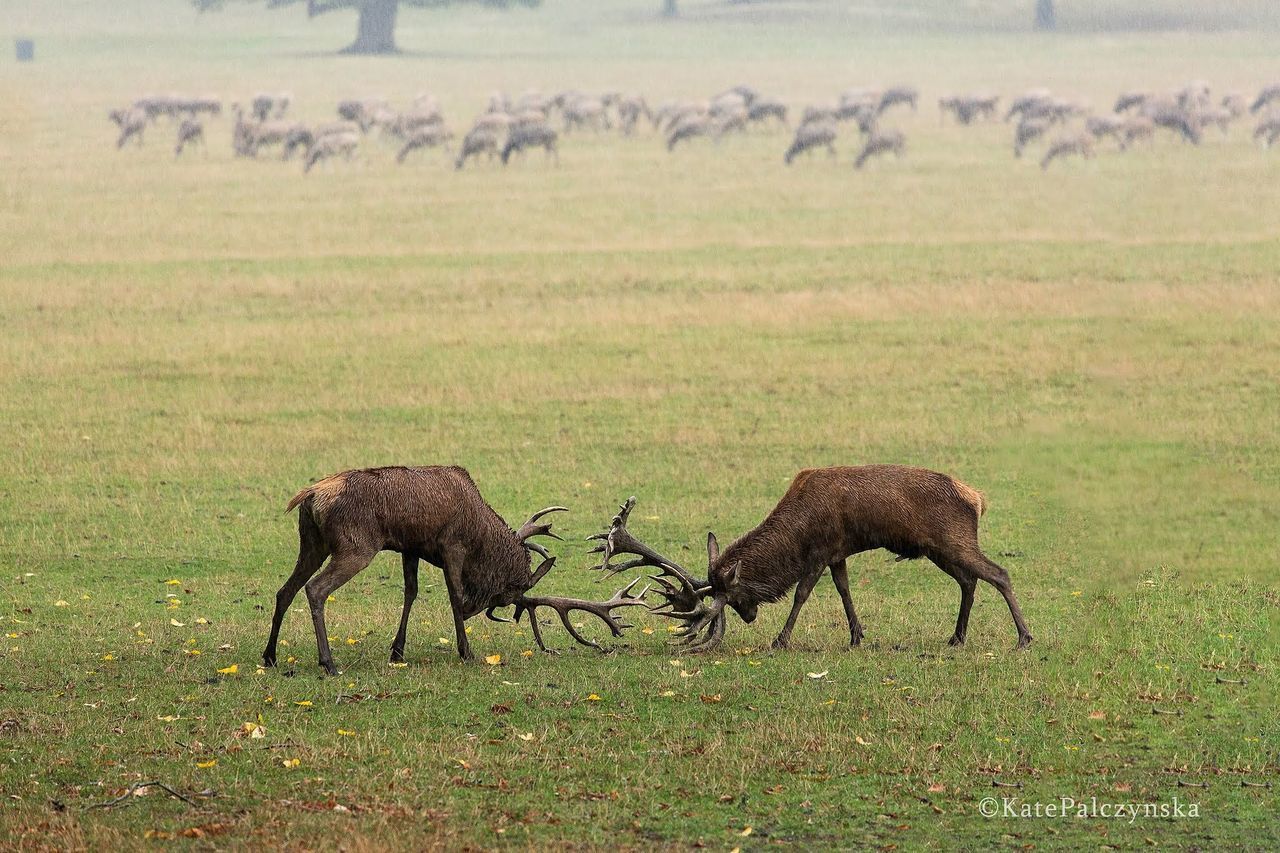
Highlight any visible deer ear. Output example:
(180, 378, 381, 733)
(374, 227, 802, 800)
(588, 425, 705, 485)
(706, 532, 719, 567)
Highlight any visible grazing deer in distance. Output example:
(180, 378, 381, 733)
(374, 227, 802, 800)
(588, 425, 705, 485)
(593, 466, 1033, 655)
(265, 466, 646, 675)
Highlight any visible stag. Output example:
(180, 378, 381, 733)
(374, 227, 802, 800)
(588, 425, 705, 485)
(264, 466, 645, 675)
(595, 466, 1033, 655)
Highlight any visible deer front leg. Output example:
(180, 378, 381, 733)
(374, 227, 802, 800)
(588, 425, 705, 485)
(772, 567, 823, 650)
(441, 550, 474, 661)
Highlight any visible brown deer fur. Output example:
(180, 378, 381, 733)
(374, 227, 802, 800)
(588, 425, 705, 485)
(700, 465, 1032, 651)
(266, 466, 552, 674)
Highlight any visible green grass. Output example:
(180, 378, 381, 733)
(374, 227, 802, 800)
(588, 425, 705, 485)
(2, 1, 1279, 848)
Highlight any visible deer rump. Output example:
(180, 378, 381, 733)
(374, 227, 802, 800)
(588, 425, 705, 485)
(599, 465, 1033, 654)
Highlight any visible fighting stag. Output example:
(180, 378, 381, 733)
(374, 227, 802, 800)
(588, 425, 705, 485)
(596, 466, 1033, 655)
(264, 466, 646, 674)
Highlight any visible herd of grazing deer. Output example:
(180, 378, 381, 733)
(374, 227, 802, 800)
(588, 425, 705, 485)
(109, 80, 1280, 174)
(268, 464, 1033, 675)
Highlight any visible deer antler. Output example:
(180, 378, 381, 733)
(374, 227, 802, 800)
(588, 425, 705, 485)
(515, 506, 568, 559)
(586, 496, 713, 616)
(587, 497, 710, 582)
(660, 596, 727, 654)
(514, 577, 650, 652)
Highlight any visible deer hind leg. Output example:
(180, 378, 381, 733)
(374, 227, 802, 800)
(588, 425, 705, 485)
(772, 566, 823, 650)
(304, 545, 378, 676)
(829, 560, 864, 646)
(957, 549, 1033, 650)
(390, 552, 420, 663)
(928, 556, 976, 647)
(263, 518, 329, 667)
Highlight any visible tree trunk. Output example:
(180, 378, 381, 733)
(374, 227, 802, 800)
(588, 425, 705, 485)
(1034, 0, 1056, 31)
(344, 0, 399, 54)
(663, 0, 678, 18)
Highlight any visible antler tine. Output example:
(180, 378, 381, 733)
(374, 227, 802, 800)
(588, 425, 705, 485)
(586, 496, 709, 589)
(686, 611, 727, 654)
(515, 506, 568, 544)
(527, 556, 556, 591)
(653, 597, 726, 654)
(484, 606, 513, 623)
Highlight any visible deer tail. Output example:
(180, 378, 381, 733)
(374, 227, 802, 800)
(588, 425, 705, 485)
(285, 472, 348, 518)
(953, 479, 987, 518)
(285, 486, 312, 514)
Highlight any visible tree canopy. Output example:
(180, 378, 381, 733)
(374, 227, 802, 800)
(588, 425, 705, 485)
(193, 0, 540, 54)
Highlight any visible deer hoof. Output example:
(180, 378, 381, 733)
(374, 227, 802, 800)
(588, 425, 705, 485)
(947, 634, 965, 647)
(320, 662, 338, 677)
(770, 637, 790, 650)
(1015, 635, 1034, 650)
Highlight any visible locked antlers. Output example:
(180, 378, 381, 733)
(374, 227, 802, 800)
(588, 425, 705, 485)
(586, 496, 712, 615)
(663, 596, 727, 654)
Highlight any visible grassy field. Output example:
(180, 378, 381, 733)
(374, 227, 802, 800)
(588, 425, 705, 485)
(2, 1, 1279, 848)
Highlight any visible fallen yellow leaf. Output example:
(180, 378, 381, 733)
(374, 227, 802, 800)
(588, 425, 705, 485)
(855, 735, 872, 746)
(485, 654, 502, 666)
(165, 579, 181, 586)
(586, 693, 602, 702)
(521, 650, 534, 657)
(196, 760, 217, 769)
(739, 827, 753, 837)
(518, 732, 534, 741)
(281, 758, 300, 768)
(170, 619, 185, 627)
(157, 715, 180, 722)
(195, 617, 210, 625)
(54, 600, 69, 607)
(659, 690, 676, 697)
(101, 654, 114, 661)
(337, 729, 356, 736)
(294, 700, 312, 707)
(217, 664, 238, 675)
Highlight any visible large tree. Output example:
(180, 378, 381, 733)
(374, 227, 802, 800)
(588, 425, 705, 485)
(193, 0, 539, 55)
(1034, 0, 1056, 30)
